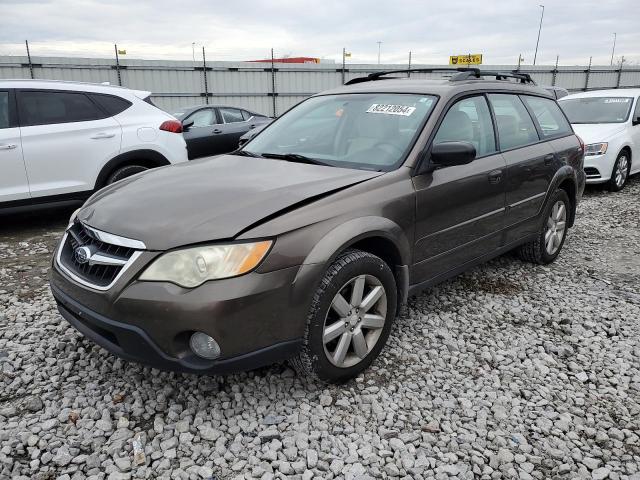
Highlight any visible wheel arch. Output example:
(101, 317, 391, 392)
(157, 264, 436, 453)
(546, 166, 579, 228)
(94, 149, 171, 189)
(299, 216, 411, 308)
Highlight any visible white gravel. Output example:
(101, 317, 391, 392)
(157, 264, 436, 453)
(1, 178, 639, 480)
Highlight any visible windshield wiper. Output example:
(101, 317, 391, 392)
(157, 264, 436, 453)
(261, 152, 329, 166)
(231, 150, 263, 158)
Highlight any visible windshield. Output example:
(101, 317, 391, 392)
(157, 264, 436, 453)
(559, 97, 633, 124)
(241, 93, 437, 171)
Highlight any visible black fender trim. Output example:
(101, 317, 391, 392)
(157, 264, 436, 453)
(95, 149, 171, 189)
(543, 166, 580, 228)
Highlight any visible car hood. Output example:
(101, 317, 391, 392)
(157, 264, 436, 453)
(571, 123, 627, 144)
(78, 155, 383, 250)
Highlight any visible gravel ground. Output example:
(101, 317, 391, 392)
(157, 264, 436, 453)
(1, 178, 639, 480)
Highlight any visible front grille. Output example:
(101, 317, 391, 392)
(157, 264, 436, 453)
(59, 222, 136, 288)
(584, 167, 601, 179)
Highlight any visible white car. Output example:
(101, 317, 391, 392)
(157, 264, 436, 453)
(559, 89, 640, 191)
(0, 80, 188, 210)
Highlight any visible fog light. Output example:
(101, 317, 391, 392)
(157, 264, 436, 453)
(189, 332, 221, 360)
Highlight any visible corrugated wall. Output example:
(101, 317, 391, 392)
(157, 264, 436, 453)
(2, 56, 639, 116)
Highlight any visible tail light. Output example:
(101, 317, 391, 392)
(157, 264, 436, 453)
(577, 135, 585, 155)
(159, 120, 183, 133)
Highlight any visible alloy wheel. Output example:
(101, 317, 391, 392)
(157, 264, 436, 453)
(615, 155, 629, 189)
(544, 200, 567, 255)
(322, 274, 387, 368)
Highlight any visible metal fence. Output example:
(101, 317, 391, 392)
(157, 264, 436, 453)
(2, 55, 640, 116)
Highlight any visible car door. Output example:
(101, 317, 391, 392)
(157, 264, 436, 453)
(488, 93, 553, 241)
(631, 96, 640, 175)
(217, 107, 253, 153)
(17, 89, 122, 199)
(182, 107, 219, 159)
(0, 89, 30, 202)
(412, 95, 507, 282)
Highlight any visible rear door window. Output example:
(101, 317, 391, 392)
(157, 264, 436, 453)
(433, 95, 497, 157)
(521, 95, 572, 138)
(219, 107, 245, 124)
(0, 92, 9, 129)
(18, 90, 107, 126)
(88, 93, 132, 116)
(488, 94, 540, 150)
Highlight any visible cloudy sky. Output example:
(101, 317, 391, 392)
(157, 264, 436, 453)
(0, 0, 638, 66)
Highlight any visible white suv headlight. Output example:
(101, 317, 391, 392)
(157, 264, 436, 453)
(139, 241, 272, 288)
(584, 142, 608, 156)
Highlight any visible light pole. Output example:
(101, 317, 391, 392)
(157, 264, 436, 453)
(377, 41, 382, 64)
(192, 42, 196, 62)
(610, 33, 617, 66)
(533, 4, 544, 65)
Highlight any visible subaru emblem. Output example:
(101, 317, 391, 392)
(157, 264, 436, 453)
(74, 246, 92, 264)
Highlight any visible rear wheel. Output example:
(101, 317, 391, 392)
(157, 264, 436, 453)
(106, 164, 149, 185)
(518, 189, 570, 265)
(290, 249, 397, 383)
(608, 151, 630, 192)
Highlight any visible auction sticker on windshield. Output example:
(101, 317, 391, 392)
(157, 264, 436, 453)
(366, 104, 416, 116)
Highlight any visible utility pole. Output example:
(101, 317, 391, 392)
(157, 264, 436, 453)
(192, 42, 196, 62)
(533, 4, 544, 65)
(342, 47, 346, 85)
(114, 44, 122, 86)
(202, 46, 209, 104)
(377, 41, 382, 65)
(610, 33, 616, 66)
(517, 54, 524, 70)
(407, 51, 412, 77)
(25, 40, 34, 79)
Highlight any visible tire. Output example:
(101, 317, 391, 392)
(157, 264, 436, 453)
(290, 249, 397, 383)
(106, 164, 149, 185)
(607, 150, 631, 192)
(518, 189, 570, 265)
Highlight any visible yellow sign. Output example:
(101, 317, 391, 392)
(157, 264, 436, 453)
(344, 52, 352, 58)
(117, 49, 127, 55)
(449, 54, 482, 65)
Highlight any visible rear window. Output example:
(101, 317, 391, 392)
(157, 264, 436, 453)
(18, 90, 107, 126)
(88, 93, 132, 116)
(559, 97, 633, 124)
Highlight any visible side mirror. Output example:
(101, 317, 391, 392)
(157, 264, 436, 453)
(633, 114, 640, 126)
(182, 119, 194, 131)
(430, 141, 476, 167)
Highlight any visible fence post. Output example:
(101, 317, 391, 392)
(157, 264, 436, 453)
(552, 55, 558, 86)
(407, 51, 412, 77)
(342, 48, 346, 85)
(583, 56, 591, 92)
(25, 40, 34, 79)
(271, 48, 277, 118)
(114, 44, 122, 86)
(202, 46, 209, 105)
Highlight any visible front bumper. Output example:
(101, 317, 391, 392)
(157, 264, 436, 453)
(584, 153, 615, 183)
(50, 261, 312, 374)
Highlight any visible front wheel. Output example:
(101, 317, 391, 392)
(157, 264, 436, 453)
(608, 151, 630, 192)
(518, 189, 570, 265)
(290, 249, 397, 383)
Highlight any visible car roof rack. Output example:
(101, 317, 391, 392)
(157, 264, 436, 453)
(345, 68, 535, 85)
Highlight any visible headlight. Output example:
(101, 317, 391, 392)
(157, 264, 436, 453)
(67, 208, 81, 229)
(139, 240, 272, 288)
(584, 142, 608, 156)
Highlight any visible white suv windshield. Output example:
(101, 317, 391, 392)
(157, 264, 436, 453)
(243, 93, 437, 171)
(560, 97, 633, 124)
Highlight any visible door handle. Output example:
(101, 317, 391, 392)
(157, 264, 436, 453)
(0, 143, 17, 150)
(212, 129, 222, 134)
(90, 133, 115, 139)
(543, 154, 554, 165)
(488, 169, 503, 184)
(249, 124, 256, 129)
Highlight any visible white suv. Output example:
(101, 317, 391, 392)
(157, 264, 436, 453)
(0, 80, 188, 209)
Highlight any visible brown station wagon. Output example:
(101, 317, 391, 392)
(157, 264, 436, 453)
(50, 68, 586, 383)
